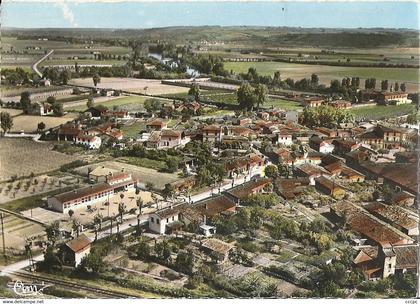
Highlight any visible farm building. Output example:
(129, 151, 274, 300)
(149, 205, 183, 235)
(62, 234, 92, 267)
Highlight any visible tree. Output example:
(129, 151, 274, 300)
(394, 82, 400, 92)
(42, 246, 62, 272)
(92, 74, 101, 87)
(136, 237, 151, 260)
(118, 202, 126, 222)
(60, 69, 71, 85)
(68, 209, 74, 218)
(78, 251, 106, 275)
(188, 83, 200, 101)
(0, 112, 13, 135)
(144, 98, 162, 113)
(136, 197, 144, 215)
(87, 96, 95, 108)
(20, 91, 31, 114)
(175, 251, 194, 274)
(165, 156, 179, 173)
(46, 96, 56, 105)
(254, 83, 268, 110)
(51, 102, 64, 116)
(381, 80, 389, 91)
(155, 240, 172, 263)
(37, 122, 46, 132)
(162, 183, 174, 200)
(93, 213, 103, 230)
(264, 165, 278, 179)
(311, 74, 319, 87)
(400, 83, 406, 92)
(45, 221, 61, 245)
(237, 82, 256, 111)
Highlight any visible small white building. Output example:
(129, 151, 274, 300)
(149, 207, 181, 235)
(277, 130, 293, 146)
(64, 234, 92, 267)
(75, 134, 102, 149)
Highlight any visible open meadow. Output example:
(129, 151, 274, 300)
(69, 77, 189, 95)
(0, 138, 79, 182)
(10, 113, 79, 133)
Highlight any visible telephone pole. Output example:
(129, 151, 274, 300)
(0, 212, 5, 258)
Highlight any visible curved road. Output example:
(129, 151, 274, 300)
(32, 50, 54, 77)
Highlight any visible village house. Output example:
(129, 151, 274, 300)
(301, 97, 324, 108)
(333, 139, 360, 155)
(322, 161, 365, 182)
(275, 177, 311, 200)
(47, 172, 137, 213)
(202, 125, 222, 143)
(295, 163, 330, 185)
(57, 123, 82, 141)
(200, 238, 234, 264)
(146, 119, 167, 131)
(224, 154, 265, 178)
(75, 134, 102, 149)
(377, 92, 412, 105)
(309, 136, 335, 153)
(329, 100, 352, 109)
(354, 244, 417, 280)
(236, 117, 253, 126)
(29, 102, 54, 116)
(314, 176, 345, 199)
(62, 234, 92, 267)
(149, 205, 183, 235)
(224, 178, 271, 205)
(276, 129, 293, 146)
(147, 129, 182, 149)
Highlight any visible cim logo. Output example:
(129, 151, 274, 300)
(9, 280, 52, 296)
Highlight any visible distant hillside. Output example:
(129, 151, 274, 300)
(3, 26, 419, 48)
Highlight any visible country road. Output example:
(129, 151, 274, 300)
(32, 49, 54, 77)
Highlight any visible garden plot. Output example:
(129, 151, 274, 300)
(69, 78, 189, 95)
(0, 174, 80, 204)
(0, 138, 80, 182)
(1, 213, 45, 251)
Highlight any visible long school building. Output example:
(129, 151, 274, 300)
(48, 173, 137, 213)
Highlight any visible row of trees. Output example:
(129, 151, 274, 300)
(300, 105, 354, 129)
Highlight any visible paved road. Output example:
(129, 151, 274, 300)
(32, 50, 54, 78)
(4, 133, 41, 142)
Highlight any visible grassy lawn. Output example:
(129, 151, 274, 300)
(1, 186, 76, 212)
(265, 98, 303, 111)
(120, 121, 146, 138)
(225, 61, 420, 83)
(276, 249, 297, 263)
(348, 104, 416, 120)
(117, 157, 167, 171)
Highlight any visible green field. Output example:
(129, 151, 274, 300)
(348, 104, 417, 120)
(68, 95, 147, 112)
(224, 61, 420, 84)
(120, 121, 146, 138)
(266, 98, 303, 111)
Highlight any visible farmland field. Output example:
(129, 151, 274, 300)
(348, 104, 417, 121)
(69, 77, 190, 95)
(10, 113, 78, 133)
(0, 138, 79, 182)
(67, 95, 149, 112)
(224, 61, 420, 92)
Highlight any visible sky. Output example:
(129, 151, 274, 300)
(1, 0, 419, 30)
